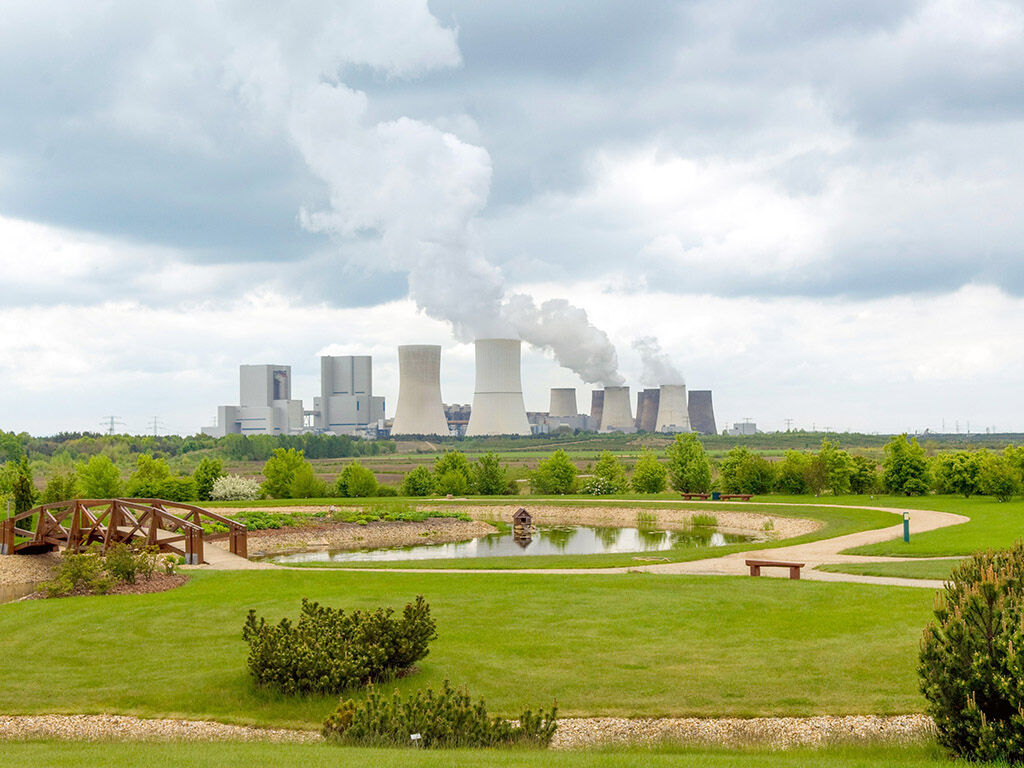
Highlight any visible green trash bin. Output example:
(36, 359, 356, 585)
(711, 491, 721, 501)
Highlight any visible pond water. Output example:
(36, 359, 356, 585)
(259, 524, 755, 565)
(0, 583, 38, 604)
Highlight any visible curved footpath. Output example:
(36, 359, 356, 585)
(291, 502, 969, 589)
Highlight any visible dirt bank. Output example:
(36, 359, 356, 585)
(0, 552, 58, 587)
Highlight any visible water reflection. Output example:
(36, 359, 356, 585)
(261, 525, 754, 565)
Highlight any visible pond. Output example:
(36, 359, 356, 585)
(259, 524, 756, 565)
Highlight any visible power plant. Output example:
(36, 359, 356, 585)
(390, 345, 450, 436)
(465, 339, 532, 437)
(201, 339, 717, 438)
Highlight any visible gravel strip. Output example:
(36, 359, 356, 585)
(0, 713, 933, 748)
(0, 715, 319, 743)
(550, 715, 935, 749)
(0, 553, 58, 586)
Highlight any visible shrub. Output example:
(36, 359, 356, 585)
(883, 434, 929, 496)
(289, 463, 329, 499)
(323, 679, 557, 748)
(125, 454, 173, 498)
(401, 466, 436, 497)
(631, 450, 667, 493)
(920, 544, 1024, 763)
(933, 451, 984, 498)
(104, 543, 159, 584)
(581, 476, 617, 495)
(158, 475, 198, 502)
(529, 450, 578, 494)
(192, 457, 225, 501)
(241, 596, 437, 695)
(849, 455, 881, 494)
(41, 547, 112, 597)
(433, 451, 473, 494)
(980, 454, 1021, 502)
(210, 474, 262, 501)
(589, 451, 627, 493)
(436, 469, 469, 496)
(719, 447, 775, 495)
(472, 453, 509, 495)
(261, 448, 307, 499)
(336, 461, 379, 498)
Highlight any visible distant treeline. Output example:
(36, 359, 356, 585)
(0, 430, 395, 463)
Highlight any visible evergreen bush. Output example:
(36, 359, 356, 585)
(242, 596, 436, 695)
(323, 679, 557, 748)
(920, 544, 1024, 763)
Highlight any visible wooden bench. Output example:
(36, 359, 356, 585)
(680, 493, 710, 500)
(745, 559, 805, 580)
(720, 494, 752, 501)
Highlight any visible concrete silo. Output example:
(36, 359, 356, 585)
(465, 339, 532, 436)
(390, 345, 450, 436)
(549, 388, 578, 418)
(635, 388, 660, 432)
(600, 386, 635, 433)
(688, 390, 718, 435)
(655, 384, 691, 433)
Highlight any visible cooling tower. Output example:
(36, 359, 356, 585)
(655, 384, 691, 433)
(549, 388, 578, 418)
(465, 339, 532, 436)
(590, 390, 604, 429)
(688, 390, 717, 435)
(635, 388, 660, 432)
(600, 386, 635, 432)
(390, 345, 450, 436)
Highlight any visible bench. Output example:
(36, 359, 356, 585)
(745, 559, 805, 580)
(680, 493, 710, 500)
(720, 494, 752, 501)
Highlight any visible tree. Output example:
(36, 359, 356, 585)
(42, 471, 78, 504)
(471, 453, 509, 496)
(125, 454, 172, 498)
(849, 455, 880, 494)
(12, 457, 36, 515)
(774, 451, 812, 495)
(719, 446, 775, 495)
(401, 466, 436, 497)
(631, 450, 667, 493)
(818, 439, 855, 496)
(261, 448, 307, 499)
(76, 455, 122, 498)
(586, 451, 628, 494)
(530, 449, 578, 494)
(882, 434, 929, 496)
(433, 451, 473, 492)
(336, 461, 378, 498)
(287, 463, 328, 498)
(979, 453, 1022, 502)
(192, 457, 225, 501)
(933, 451, 984, 498)
(665, 433, 712, 494)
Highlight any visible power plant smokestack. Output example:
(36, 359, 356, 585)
(390, 345, 450, 436)
(655, 384, 691, 433)
(549, 388, 578, 418)
(465, 339, 532, 436)
(635, 388, 660, 432)
(600, 386, 635, 433)
(688, 390, 717, 435)
(590, 390, 604, 429)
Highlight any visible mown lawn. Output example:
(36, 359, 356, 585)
(816, 560, 963, 581)
(0, 742, 972, 768)
(256, 499, 897, 569)
(0, 570, 933, 727)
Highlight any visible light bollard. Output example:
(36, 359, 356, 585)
(903, 510, 910, 543)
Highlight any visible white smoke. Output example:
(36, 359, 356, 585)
(633, 336, 685, 386)
(220, 2, 626, 385)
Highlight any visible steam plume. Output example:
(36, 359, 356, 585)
(633, 336, 684, 386)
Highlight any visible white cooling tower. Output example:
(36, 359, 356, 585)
(465, 339, 532, 436)
(655, 384, 691, 433)
(549, 388, 578, 418)
(600, 386, 635, 432)
(390, 345, 451, 436)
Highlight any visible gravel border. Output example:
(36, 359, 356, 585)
(0, 713, 934, 749)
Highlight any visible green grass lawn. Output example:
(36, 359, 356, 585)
(267, 499, 897, 570)
(816, 560, 963, 581)
(0, 570, 933, 727)
(0, 742, 970, 768)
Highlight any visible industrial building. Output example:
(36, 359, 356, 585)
(203, 355, 385, 438)
(688, 390, 717, 435)
(391, 345, 450, 436)
(465, 339, 532, 437)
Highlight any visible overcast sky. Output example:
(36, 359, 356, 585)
(2, 0, 1023, 436)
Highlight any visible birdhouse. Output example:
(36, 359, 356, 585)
(512, 508, 532, 527)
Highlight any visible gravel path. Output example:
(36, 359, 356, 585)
(0, 713, 934, 748)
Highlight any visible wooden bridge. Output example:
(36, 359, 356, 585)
(0, 499, 247, 565)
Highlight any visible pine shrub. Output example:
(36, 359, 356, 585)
(322, 679, 557, 748)
(241, 596, 436, 695)
(920, 543, 1024, 763)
